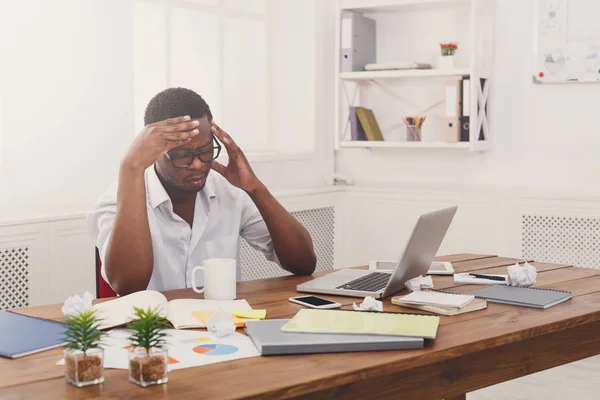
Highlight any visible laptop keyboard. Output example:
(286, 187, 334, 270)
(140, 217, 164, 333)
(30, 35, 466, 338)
(336, 272, 391, 292)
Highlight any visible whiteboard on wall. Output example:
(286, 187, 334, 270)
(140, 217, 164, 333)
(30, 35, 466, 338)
(533, 0, 600, 83)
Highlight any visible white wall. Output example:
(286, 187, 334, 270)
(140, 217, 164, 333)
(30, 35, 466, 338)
(0, 0, 335, 222)
(0, 0, 134, 219)
(335, 0, 600, 195)
(0, 0, 336, 306)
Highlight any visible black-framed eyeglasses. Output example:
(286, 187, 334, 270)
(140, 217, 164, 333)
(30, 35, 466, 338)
(165, 136, 222, 168)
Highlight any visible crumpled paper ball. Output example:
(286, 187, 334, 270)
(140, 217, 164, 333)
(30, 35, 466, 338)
(61, 291, 94, 317)
(405, 275, 434, 292)
(206, 307, 236, 337)
(352, 296, 383, 311)
(507, 262, 537, 287)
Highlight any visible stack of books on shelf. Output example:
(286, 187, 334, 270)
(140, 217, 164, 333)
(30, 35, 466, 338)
(349, 106, 384, 142)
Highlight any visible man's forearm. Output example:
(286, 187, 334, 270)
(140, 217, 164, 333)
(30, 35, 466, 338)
(248, 185, 316, 275)
(104, 164, 154, 295)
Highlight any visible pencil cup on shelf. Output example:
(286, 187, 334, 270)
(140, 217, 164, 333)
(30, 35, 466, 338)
(127, 306, 170, 387)
(403, 116, 426, 142)
(406, 125, 422, 142)
(438, 42, 458, 70)
(63, 310, 106, 387)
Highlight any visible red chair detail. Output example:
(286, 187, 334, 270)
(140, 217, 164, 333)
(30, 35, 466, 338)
(96, 248, 117, 298)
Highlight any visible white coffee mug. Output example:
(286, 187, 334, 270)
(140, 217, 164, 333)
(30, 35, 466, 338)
(191, 258, 237, 300)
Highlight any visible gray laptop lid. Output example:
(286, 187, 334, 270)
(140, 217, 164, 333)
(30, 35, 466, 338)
(381, 205, 458, 297)
(245, 319, 423, 355)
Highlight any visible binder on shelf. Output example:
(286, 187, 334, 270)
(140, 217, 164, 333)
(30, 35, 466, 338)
(443, 79, 461, 142)
(340, 11, 376, 72)
(349, 106, 367, 141)
(355, 107, 384, 141)
(460, 76, 470, 142)
(477, 78, 488, 141)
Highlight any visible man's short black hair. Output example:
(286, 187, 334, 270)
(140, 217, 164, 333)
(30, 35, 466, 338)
(144, 87, 213, 125)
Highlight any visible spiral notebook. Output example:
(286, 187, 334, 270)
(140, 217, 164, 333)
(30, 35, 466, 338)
(0, 311, 67, 359)
(471, 285, 572, 309)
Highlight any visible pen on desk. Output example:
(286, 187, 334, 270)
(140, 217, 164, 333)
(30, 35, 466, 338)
(468, 273, 506, 281)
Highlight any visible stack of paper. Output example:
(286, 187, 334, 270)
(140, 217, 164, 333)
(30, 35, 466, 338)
(392, 289, 487, 316)
(365, 62, 433, 71)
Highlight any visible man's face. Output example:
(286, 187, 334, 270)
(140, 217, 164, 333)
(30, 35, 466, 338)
(156, 116, 215, 193)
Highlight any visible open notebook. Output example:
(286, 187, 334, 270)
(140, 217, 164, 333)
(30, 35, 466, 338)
(93, 290, 252, 330)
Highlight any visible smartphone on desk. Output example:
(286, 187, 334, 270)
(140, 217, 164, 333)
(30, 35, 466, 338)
(288, 295, 342, 309)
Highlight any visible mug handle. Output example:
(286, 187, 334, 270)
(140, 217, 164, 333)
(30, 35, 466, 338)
(191, 265, 205, 294)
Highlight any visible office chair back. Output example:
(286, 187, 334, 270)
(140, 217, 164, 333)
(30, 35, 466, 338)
(96, 248, 116, 298)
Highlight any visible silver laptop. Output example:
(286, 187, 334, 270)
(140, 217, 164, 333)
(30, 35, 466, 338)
(296, 206, 458, 299)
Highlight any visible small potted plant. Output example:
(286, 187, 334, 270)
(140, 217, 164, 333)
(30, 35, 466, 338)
(438, 42, 458, 70)
(127, 306, 170, 387)
(63, 309, 106, 387)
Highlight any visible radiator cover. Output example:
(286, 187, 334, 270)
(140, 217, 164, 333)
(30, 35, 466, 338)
(522, 214, 600, 269)
(0, 246, 30, 310)
(241, 206, 335, 281)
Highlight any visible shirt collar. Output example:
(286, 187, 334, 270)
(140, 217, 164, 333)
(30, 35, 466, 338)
(147, 166, 217, 210)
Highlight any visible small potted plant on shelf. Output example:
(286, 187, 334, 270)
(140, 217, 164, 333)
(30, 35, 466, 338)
(127, 306, 170, 387)
(63, 309, 106, 387)
(438, 42, 458, 70)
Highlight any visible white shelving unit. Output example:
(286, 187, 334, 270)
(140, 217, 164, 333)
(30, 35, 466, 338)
(340, 140, 470, 149)
(334, 0, 495, 152)
(340, 68, 472, 80)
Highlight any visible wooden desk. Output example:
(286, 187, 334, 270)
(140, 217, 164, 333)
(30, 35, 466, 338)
(2, 254, 600, 399)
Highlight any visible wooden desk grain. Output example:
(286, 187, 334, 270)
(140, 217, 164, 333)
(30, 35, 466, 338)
(2, 254, 600, 400)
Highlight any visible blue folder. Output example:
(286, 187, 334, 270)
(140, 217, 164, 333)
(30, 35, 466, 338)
(0, 310, 67, 358)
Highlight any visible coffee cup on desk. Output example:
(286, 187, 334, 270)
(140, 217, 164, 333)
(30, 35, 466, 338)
(191, 258, 237, 300)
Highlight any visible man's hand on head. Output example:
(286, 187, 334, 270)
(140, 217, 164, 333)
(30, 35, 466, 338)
(210, 121, 266, 194)
(122, 116, 200, 172)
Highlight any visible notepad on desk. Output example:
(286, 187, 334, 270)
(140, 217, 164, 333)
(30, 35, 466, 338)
(280, 309, 440, 339)
(391, 290, 485, 316)
(471, 285, 572, 309)
(0, 311, 67, 359)
(453, 273, 508, 285)
(246, 319, 424, 355)
(93, 290, 253, 330)
(392, 296, 487, 316)
(394, 290, 475, 308)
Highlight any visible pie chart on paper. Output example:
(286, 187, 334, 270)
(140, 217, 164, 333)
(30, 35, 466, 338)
(192, 344, 239, 356)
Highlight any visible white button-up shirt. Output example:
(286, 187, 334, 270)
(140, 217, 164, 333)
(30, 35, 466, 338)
(86, 167, 279, 291)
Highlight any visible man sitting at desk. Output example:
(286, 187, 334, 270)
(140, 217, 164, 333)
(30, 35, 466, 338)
(87, 87, 316, 295)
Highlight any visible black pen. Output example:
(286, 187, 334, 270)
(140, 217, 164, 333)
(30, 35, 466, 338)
(468, 273, 506, 282)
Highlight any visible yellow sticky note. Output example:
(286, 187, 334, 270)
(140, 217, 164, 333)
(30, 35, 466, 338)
(231, 308, 266, 320)
(192, 310, 248, 327)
